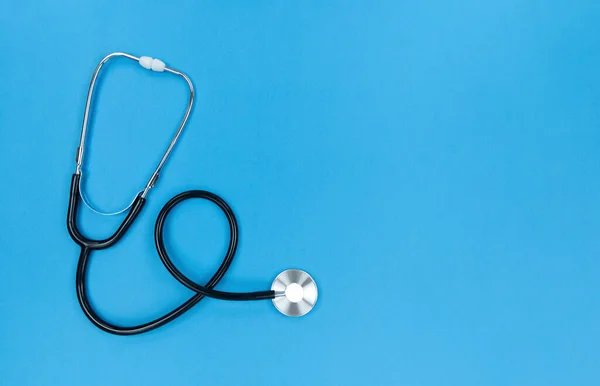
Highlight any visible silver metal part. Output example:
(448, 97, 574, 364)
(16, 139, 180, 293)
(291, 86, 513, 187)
(75, 52, 195, 215)
(271, 269, 318, 317)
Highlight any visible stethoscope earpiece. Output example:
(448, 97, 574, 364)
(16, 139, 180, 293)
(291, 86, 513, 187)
(272, 269, 318, 317)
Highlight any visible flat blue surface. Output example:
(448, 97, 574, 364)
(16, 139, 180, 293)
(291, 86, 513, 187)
(1, 1, 599, 385)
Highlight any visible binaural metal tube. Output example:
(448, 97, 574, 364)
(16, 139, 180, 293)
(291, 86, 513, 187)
(74, 52, 195, 210)
(141, 67, 195, 198)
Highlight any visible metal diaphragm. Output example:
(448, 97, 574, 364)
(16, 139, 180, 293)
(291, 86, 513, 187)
(271, 269, 318, 317)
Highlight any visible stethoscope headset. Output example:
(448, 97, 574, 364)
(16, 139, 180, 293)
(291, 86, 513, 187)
(67, 52, 318, 336)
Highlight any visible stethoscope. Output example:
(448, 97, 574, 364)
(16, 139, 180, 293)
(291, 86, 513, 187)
(67, 52, 318, 335)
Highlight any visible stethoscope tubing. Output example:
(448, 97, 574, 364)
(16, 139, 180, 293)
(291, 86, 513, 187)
(69, 174, 276, 336)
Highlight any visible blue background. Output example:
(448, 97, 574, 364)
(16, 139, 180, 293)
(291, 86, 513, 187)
(1, 1, 599, 385)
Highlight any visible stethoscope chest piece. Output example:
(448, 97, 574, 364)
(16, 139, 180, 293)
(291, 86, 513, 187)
(271, 269, 318, 317)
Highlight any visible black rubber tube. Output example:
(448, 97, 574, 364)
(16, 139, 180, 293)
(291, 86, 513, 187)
(72, 187, 276, 336)
(68, 174, 146, 249)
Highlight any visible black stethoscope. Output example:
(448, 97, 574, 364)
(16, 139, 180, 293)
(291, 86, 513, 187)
(67, 52, 318, 336)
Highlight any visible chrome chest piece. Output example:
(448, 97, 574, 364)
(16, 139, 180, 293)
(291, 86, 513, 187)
(271, 269, 318, 317)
